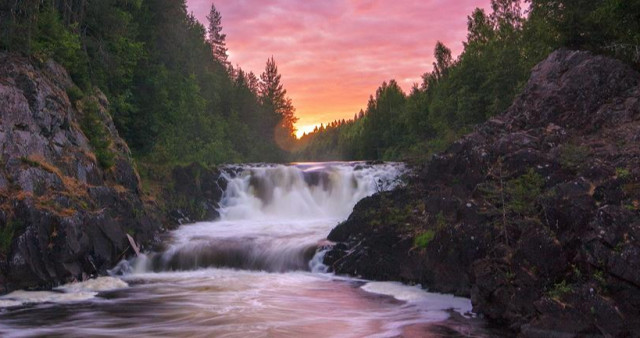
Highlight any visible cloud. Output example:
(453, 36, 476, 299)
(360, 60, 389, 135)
(187, 0, 492, 133)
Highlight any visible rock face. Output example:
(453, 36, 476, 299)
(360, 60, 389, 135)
(324, 50, 640, 337)
(0, 54, 161, 291)
(162, 162, 227, 226)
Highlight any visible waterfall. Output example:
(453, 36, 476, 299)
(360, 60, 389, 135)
(218, 162, 405, 220)
(118, 162, 406, 274)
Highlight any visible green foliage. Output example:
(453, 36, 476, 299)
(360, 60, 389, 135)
(616, 167, 631, 180)
(505, 169, 545, 216)
(559, 144, 591, 170)
(548, 280, 572, 299)
(295, 1, 537, 161)
(66, 86, 84, 105)
(593, 270, 607, 286)
(80, 100, 115, 169)
(1, 0, 292, 171)
(31, 4, 89, 88)
(414, 230, 436, 248)
(295, 0, 640, 162)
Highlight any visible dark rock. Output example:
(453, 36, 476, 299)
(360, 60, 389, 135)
(324, 50, 640, 336)
(162, 162, 226, 225)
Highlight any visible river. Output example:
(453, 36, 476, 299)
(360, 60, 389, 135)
(0, 162, 501, 337)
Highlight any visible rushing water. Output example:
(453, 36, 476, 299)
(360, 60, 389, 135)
(0, 162, 501, 337)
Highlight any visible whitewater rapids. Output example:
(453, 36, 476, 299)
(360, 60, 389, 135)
(0, 162, 501, 337)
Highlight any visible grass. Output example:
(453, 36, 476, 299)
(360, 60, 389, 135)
(20, 155, 88, 199)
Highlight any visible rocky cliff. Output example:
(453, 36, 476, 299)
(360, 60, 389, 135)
(140, 162, 227, 227)
(324, 50, 640, 337)
(0, 54, 162, 291)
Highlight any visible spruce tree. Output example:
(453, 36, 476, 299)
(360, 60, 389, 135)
(206, 4, 229, 67)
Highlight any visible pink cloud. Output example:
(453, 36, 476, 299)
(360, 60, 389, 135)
(186, 0, 492, 135)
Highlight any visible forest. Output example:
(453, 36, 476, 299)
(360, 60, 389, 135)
(2, 0, 639, 165)
(294, 0, 640, 162)
(0, 0, 298, 168)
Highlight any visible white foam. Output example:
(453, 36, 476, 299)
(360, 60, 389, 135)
(0, 277, 128, 308)
(0, 290, 97, 306)
(218, 162, 406, 221)
(57, 276, 128, 293)
(361, 281, 473, 314)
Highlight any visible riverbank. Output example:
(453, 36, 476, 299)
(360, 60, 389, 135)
(324, 50, 640, 337)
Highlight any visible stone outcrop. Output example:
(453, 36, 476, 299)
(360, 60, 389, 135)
(0, 53, 161, 291)
(324, 50, 640, 337)
(162, 162, 227, 226)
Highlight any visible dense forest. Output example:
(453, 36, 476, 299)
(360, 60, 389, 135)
(2, 0, 639, 166)
(294, 0, 640, 161)
(0, 0, 298, 168)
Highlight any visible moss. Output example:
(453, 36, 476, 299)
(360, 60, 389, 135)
(414, 230, 436, 248)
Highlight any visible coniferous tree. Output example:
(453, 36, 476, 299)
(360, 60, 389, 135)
(259, 57, 298, 149)
(206, 3, 229, 67)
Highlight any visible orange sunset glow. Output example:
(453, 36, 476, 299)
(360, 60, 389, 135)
(186, 0, 493, 137)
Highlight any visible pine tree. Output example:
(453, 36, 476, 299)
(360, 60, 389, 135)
(206, 4, 229, 67)
(246, 71, 260, 95)
(259, 57, 298, 150)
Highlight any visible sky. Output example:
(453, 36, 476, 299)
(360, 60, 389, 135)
(186, 0, 492, 137)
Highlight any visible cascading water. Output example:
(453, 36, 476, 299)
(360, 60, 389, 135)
(219, 162, 403, 220)
(123, 162, 406, 274)
(0, 162, 502, 337)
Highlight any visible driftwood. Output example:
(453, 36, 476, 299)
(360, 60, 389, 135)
(126, 234, 140, 256)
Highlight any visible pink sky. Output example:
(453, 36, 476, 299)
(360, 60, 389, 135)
(186, 0, 492, 137)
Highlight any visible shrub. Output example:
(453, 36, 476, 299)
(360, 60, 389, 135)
(616, 167, 631, 180)
(548, 280, 572, 299)
(66, 86, 84, 105)
(506, 168, 545, 216)
(80, 100, 115, 169)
